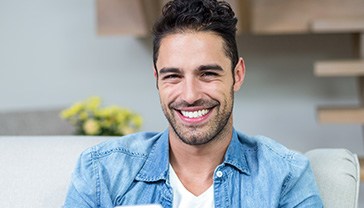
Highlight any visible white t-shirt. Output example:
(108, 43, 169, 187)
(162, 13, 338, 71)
(169, 165, 214, 208)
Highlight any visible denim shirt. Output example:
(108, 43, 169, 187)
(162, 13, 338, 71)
(64, 129, 323, 208)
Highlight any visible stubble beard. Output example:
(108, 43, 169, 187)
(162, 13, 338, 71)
(161, 90, 234, 146)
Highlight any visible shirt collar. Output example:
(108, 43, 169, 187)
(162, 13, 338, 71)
(135, 129, 170, 182)
(135, 128, 251, 182)
(223, 129, 251, 175)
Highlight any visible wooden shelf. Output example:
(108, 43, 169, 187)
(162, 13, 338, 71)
(96, 0, 249, 36)
(314, 60, 364, 77)
(311, 17, 364, 33)
(359, 157, 364, 181)
(97, 0, 364, 36)
(96, 0, 162, 36)
(317, 106, 364, 124)
(251, 0, 364, 34)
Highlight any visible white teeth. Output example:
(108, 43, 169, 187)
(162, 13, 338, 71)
(181, 109, 209, 118)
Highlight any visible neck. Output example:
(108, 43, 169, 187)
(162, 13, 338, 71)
(168, 126, 233, 196)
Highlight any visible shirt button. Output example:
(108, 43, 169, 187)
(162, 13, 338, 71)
(216, 170, 223, 178)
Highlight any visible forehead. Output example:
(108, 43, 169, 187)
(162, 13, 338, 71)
(156, 31, 230, 70)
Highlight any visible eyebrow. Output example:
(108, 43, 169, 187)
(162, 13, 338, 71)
(159, 67, 180, 74)
(197, 64, 224, 72)
(159, 64, 224, 74)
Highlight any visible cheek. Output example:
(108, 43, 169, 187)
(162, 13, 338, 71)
(159, 85, 179, 103)
(204, 87, 227, 103)
(212, 86, 234, 107)
(205, 82, 230, 96)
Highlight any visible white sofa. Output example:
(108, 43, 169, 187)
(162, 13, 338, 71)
(0, 136, 360, 208)
(0, 136, 107, 208)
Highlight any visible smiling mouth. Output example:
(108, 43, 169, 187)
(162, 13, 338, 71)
(180, 109, 210, 119)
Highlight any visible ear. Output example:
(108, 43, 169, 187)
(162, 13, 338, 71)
(153, 67, 159, 90)
(153, 68, 158, 78)
(233, 57, 245, 92)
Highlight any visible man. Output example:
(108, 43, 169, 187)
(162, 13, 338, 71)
(64, 0, 323, 207)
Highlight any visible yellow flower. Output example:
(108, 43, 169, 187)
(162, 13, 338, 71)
(117, 124, 134, 135)
(115, 110, 128, 123)
(79, 111, 89, 121)
(100, 119, 113, 128)
(61, 96, 143, 136)
(85, 96, 101, 112)
(83, 119, 101, 135)
(97, 106, 114, 118)
(60, 102, 83, 119)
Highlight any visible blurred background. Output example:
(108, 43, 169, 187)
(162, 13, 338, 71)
(0, 0, 362, 151)
(0, 0, 363, 203)
(0, 0, 364, 203)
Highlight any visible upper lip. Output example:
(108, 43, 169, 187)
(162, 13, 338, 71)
(177, 107, 210, 112)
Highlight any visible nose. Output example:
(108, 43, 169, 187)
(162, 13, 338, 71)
(180, 77, 202, 104)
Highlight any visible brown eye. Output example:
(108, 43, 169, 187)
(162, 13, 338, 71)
(163, 75, 178, 80)
(202, 72, 217, 77)
(201, 71, 219, 80)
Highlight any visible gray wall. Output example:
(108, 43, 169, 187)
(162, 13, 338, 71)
(0, 0, 362, 154)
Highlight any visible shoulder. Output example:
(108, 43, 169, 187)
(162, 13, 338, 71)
(237, 131, 310, 172)
(74, 131, 165, 185)
(257, 134, 308, 169)
(238, 134, 322, 206)
(75, 131, 163, 173)
(81, 131, 162, 160)
(69, 132, 165, 205)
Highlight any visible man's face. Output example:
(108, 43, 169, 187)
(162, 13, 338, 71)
(155, 31, 244, 145)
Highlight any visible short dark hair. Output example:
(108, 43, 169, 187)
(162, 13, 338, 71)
(152, 0, 239, 72)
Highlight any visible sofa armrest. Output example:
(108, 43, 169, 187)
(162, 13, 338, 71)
(0, 136, 110, 207)
(306, 148, 360, 208)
